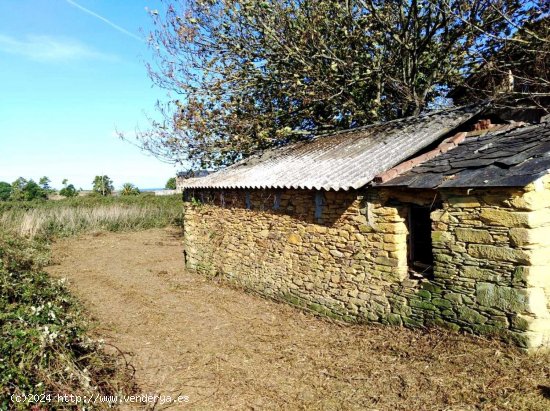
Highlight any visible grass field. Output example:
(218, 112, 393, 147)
(0, 194, 183, 239)
(0, 194, 182, 409)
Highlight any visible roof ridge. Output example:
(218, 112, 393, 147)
(312, 102, 485, 140)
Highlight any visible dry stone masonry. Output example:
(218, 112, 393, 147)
(182, 174, 550, 350)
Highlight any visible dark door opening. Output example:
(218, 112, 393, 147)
(408, 204, 434, 278)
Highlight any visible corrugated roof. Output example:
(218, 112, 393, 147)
(381, 120, 550, 188)
(179, 105, 482, 191)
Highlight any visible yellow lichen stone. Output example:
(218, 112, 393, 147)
(479, 209, 530, 227)
(509, 227, 550, 246)
(287, 233, 302, 245)
(509, 190, 550, 211)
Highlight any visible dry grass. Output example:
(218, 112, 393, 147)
(0, 197, 182, 239)
(47, 228, 550, 410)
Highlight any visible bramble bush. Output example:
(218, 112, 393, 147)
(0, 233, 135, 409)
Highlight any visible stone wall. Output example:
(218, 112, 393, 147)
(182, 179, 550, 349)
(428, 176, 550, 349)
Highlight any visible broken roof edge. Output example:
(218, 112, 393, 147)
(379, 120, 550, 190)
(373, 122, 529, 188)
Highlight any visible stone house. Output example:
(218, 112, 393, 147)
(177, 104, 550, 350)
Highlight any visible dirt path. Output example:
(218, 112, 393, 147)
(46, 228, 550, 410)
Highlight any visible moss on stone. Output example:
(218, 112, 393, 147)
(421, 282, 442, 295)
(402, 317, 423, 327)
(385, 313, 403, 326)
(457, 306, 487, 324)
(417, 289, 432, 300)
(432, 298, 453, 309)
(410, 299, 438, 312)
(476, 282, 529, 313)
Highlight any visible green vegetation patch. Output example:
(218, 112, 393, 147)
(0, 233, 134, 409)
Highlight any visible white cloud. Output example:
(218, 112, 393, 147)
(0, 34, 117, 62)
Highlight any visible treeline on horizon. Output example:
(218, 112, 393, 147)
(0, 176, 178, 202)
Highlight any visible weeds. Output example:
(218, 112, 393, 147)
(0, 233, 135, 409)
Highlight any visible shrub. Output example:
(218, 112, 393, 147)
(22, 180, 47, 201)
(120, 183, 140, 196)
(165, 177, 177, 190)
(0, 233, 134, 409)
(0, 182, 11, 201)
(59, 184, 78, 198)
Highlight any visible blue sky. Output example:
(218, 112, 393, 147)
(0, 0, 179, 190)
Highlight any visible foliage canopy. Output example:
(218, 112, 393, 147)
(92, 175, 114, 197)
(59, 184, 78, 198)
(120, 183, 141, 196)
(165, 177, 177, 190)
(137, 0, 548, 169)
(8, 178, 47, 202)
(0, 182, 11, 202)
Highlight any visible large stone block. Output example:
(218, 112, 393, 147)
(462, 266, 501, 282)
(476, 282, 529, 313)
(431, 209, 449, 223)
(479, 206, 550, 229)
(510, 227, 550, 247)
(383, 233, 407, 244)
(530, 247, 550, 265)
(479, 209, 529, 228)
(468, 244, 530, 264)
(447, 196, 481, 208)
(374, 256, 399, 267)
(527, 209, 550, 228)
(457, 306, 487, 324)
(287, 233, 302, 245)
(523, 266, 550, 288)
(455, 228, 493, 244)
(509, 189, 550, 211)
(376, 223, 408, 234)
(432, 230, 452, 243)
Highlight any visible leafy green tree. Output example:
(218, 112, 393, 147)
(136, 0, 546, 169)
(39, 176, 52, 192)
(22, 180, 47, 201)
(120, 183, 140, 196)
(10, 177, 28, 201)
(92, 175, 114, 196)
(9, 178, 47, 201)
(165, 177, 177, 190)
(59, 179, 78, 197)
(59, 184, 78, 198)
(0, 181, 12, 201)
